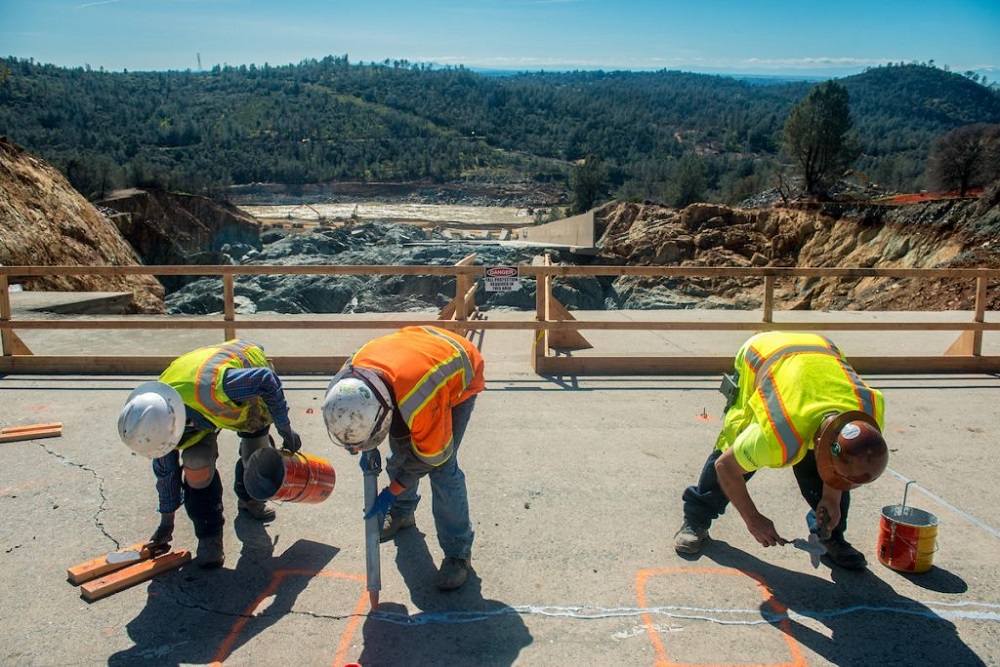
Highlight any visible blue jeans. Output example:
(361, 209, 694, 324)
(681, 446, 851, 539)
(387, 396, 476, 559)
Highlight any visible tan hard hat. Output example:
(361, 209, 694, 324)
(813, 410, 889, 491)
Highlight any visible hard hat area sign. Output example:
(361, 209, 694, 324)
(484, 266, 521, 292)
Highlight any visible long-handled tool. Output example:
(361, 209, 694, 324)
(361, 448, 382, 609)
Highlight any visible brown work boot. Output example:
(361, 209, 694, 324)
(436, 556, 470, 591)
(820, 535, 867, 570)
(379, 513, 416, 542)
(673, 521, 709, 554)
(238, 498, 276, 522)
(196, 535, 225, 569)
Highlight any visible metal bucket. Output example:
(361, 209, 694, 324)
(244, 447, 336, 504)
(877, 503, 938, 573)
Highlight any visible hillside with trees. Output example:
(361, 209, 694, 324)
(1, 57, 998, 206)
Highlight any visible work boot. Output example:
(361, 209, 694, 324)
(820, 535, 868, 570)
(379, 513, 416, 542)
(673, 520, 709, 554)
(435, 557, 470, 591)
(196, 535, 225, 569)
(238, 498, 276, 522)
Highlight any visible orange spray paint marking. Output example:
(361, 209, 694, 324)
(211, 569, 366, 667)
(636, 567, 807, 667)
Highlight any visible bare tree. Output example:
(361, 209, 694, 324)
(926, 124, 1000, 196)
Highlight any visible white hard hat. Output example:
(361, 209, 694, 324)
(118, 381, 187, 459)
(322, 368, 392, 452)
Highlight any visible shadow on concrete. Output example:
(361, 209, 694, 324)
(108, 520, 338, 666)
(356, 527, 532, 666)
(704, 540, 984, 666)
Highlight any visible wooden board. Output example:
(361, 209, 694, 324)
(80, 550, 191, 601)
(0, 423, 62, 443)
(67, 541, 151, 585)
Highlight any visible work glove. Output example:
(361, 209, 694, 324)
(277, 426, 302, 453)
(148, 512, 175, 547)
(364, 487, 398, 522)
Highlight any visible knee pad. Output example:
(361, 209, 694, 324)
(183, 465, 216, 489)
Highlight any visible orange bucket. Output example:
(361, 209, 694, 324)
(244, 448, 336, 504)
(877, 504, 938, 573)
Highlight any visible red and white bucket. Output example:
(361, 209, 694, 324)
(877, 481, 938, 574)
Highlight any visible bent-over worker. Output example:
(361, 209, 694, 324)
(674, 331, 889, 569)
(322, 325, 484, 590)
(118, 339, 302, 568)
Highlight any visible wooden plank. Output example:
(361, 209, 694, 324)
(0, 425, 62, 442)
(80, 550, 192, 601)
(67, 541, 150, 584)
(2, 422, 62, 434)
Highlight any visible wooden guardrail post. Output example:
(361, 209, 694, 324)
(945, 274, 987, 357)
(223, 272, 236, 341)
(762, 275, 775, 323)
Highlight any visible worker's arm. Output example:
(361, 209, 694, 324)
(715, 446, 788, 548)
(223, 366, 300, 450)
(816, 485, 843, 535)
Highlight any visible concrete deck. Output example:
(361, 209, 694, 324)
(2, 303, 999, 666)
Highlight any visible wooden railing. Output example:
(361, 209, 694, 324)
(2, 263, 998, 375)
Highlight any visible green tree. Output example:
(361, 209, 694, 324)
(569, 156, 608, 214)
(783, 81, 859, 193)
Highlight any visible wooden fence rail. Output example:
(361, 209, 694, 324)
(2, 263, 998, 375)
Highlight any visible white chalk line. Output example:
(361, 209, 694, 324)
(369, 600, 1000, 626)
(886, 469, 1000, 540)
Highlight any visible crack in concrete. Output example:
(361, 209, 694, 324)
(36, 441, 120, 551)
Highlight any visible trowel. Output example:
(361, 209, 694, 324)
(106, 543, 169, 565)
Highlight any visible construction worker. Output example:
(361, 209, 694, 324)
(674, 331, 889, 569)
(118, 339, 302, 568)
(321, 325, 484, 590)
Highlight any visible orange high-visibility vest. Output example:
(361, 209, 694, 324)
(717, 332, 884, 467)
(348, 326, 485, 465)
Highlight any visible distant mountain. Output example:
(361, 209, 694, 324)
(1, 57, 997, 204)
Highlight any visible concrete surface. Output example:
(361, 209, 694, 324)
(2, 313, 1000, 666)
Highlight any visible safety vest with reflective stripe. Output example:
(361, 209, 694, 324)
(717, 332, 885, 467)
(349, 326, 485, 466)
(159, 340, 272, 449)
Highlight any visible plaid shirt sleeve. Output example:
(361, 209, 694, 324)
(222, 366, 292, 431)
(152, 449, 182, 514)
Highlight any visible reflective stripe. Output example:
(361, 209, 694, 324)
(193, 340, 257, 423)
(752, 336, 873, 464)
(758, 370, 805, 462)
(396, 327, 473, 466)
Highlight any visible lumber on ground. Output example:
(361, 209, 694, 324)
(67, 541, 152, 585)
(1, 422, 63, 443)
(80, 550, 191, 601)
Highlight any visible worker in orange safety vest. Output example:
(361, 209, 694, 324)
(322, 325, 485, 590)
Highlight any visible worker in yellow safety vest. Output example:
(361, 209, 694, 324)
(118, 339, 302, 569)
(674, 331, 889, 569)
(322, 325, 485, 590)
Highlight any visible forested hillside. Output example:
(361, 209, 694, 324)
(1, 57, 998, 205)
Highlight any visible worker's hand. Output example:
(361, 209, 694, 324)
(364, 487, 398, 521)
(815, 502, 840, 539)
(148, 512, 175, 547)
(277, 426, 302, 453)
(745, 512, 788, 548)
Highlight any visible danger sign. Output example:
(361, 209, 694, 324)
(484, 265, 521, 292)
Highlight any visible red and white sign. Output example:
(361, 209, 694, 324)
(484, 265, 521, 292)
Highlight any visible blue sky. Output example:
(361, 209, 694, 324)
(3, 0, 999, 79)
